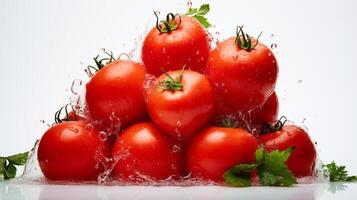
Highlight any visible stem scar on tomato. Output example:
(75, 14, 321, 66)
(154, 12, 182, 33)
(235, 25, 262, 52)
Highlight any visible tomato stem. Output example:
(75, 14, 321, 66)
(220, 117, 238, 128)
(261, 116, 287, 134)
(158, 66, 185, 91)
(154, 12, 182, 33)
(235, 25, 262, 52)
(54, 104, 78, 125)
(86, 49, 116, 76)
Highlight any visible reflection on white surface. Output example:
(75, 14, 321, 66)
(1, 181, 357, 200)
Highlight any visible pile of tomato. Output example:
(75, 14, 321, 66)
(37, 4, 316, 186)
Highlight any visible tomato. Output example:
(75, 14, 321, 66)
(38, 121, 110, 180)
(146, 69, 214, 140)
(187, 127, 259, 181)
(142, 14, 210, 77)
(205, 27, 278, 116)
(86, 60, 147, 130)
(260, 125, 316, 177)
(250, 91, 279, 128)
(112, 122, 183, 181)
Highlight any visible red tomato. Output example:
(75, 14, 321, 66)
(205, 28, 278, 116)
(112, 122, 183, 181)
(146, 70, 214, 140)
(187, 127, 259, 181)
(38, 121, 110, 180)
(251, 91, 279, 128)
(86, 60, 147, 130)
(142, 15, 210, 77)
(260, 125, 316, 177)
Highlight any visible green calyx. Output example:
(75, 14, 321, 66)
(86, 49, 116, 76)
(261, 116, 287, 135)
(235, 25, 262, 52)
(154, 12, 182, 34)
(158, 66, 185, 91)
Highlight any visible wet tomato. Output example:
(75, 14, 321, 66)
(260, 125, 317, 177)
(112, 122, 183, 181)
(86, 60, 147, 130)
(187, 127, 259, 181)
(142, 14, 210, 77)
(205, 27, 278, 116)
(38, 121, 110, 180)
(146, 69, 214, 140)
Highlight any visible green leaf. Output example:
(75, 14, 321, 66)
(223, 163, 257, 187)
(4, 162, 17, 180)
(325, 161, 357, 182)
(6, 152, 28, 165)
(193, 15, 212, 29)
(185, 3, 212, 29)
(258, 148, 297, 186)
(255, 147, 264, 165)
(0, 158, 5, 177)
(197, 4, 210, 15)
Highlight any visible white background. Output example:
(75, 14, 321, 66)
(0, 0, 356, 176)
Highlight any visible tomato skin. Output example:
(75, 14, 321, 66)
(260, 125, 317, 177)
(146, 70, 214, 140)
(187, 127, 259, 181)
(112, 122, 183, 181)
(142, 16, 210, 77)
(38, 121, 110, 180)
(251, 91, 279, 128)
(205, 37, 278, 115)
(86, 60, 147, 129)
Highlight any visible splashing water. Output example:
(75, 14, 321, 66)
(271, 43, 277, 50)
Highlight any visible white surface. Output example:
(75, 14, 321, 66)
(0, 0, 357, 192)
(1, 181, 357, 200)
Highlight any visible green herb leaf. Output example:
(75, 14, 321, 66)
(1, 151, 29, 181)
(223, 163, 258, 187)
(0, 158, 5, 177)
(325, 161, 357, 182)
(185, 4, 212, 29)
(193, 15, 212, 29)
(4, 162, 17, 180)
(258, 147, 297, 186)
(223, 147, 297, 187)
(6, 152, 29, 165)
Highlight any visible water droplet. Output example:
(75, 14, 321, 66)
(86, 123, 94, 131)
(172, 145, 181, 153)
(298, 80, 303, 84)
(270, 33, 275, 37)
(176, 120, 182, 128)
(99, 131, 108, 141)
(162, 48, 166, 53)
(302, 118, 306, 124)
(154, 10, 160, 15)
(69, 127, 79, 133)
(187, 0, 192, 8)
(270, 43, 277, 49)
(40, 120, 45, 124)
(196, 50, 200, 55)
(215, 31, 220, 36)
